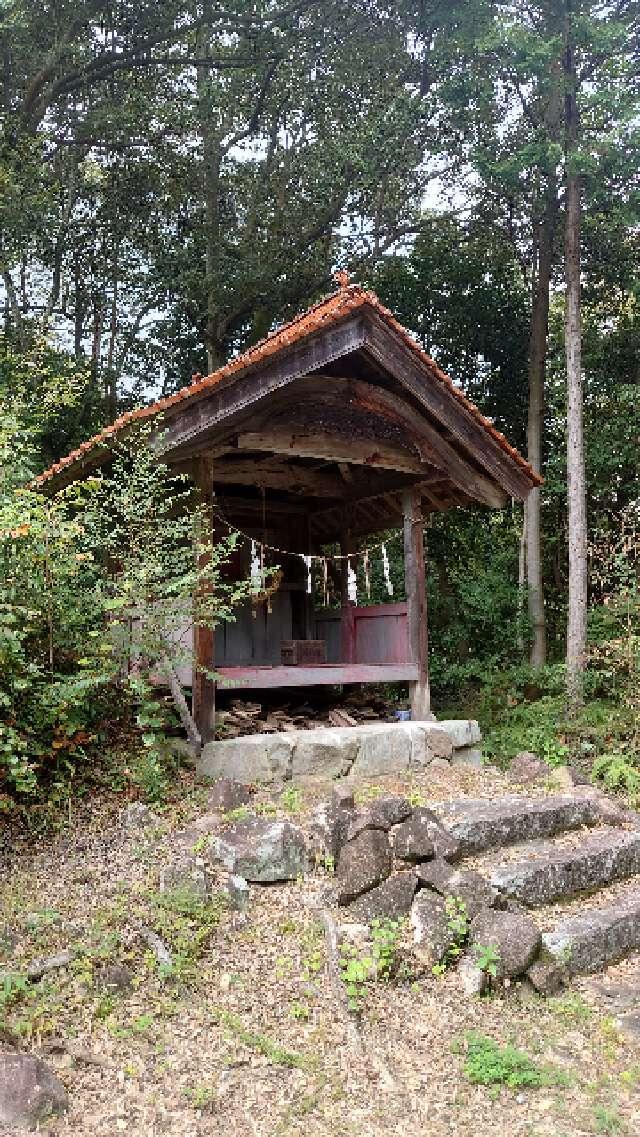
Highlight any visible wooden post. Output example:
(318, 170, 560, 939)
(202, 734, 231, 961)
(340, 520, 356, 663)
(402, 488, 432, 720)
(192, 458, 216, 744)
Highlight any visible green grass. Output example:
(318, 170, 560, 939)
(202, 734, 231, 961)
(459, 1032, 568, 1090)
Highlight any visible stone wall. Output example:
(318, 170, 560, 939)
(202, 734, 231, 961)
(198, 719, 482, 785)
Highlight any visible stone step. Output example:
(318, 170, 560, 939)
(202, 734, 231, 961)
(434, 794, 599, 855)
(542, 882, 640, 975)
(486, 828, 640, 906)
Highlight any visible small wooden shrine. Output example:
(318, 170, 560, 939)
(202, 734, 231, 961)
(36, 277, 541, 741)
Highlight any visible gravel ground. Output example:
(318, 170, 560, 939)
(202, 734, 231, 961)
(2, 763, 640, 1136)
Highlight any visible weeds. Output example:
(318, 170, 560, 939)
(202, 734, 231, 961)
(472, 942, 501, 979)
(339, 918, 405, 1013)
(459, 1032, 567, 1090)
(432, 896, 468, 976)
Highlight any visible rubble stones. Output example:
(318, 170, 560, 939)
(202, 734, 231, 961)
(159, 855, 209, 901)
(347, 870, 418, 923)
(207, 778, 252, 812)
(509, 752, 547, 783)
(211, 817, 308, 883)
(417, 861, 497, 920)
(345, 796, 412, 841)
(119, 802, 158, 830)
(335, 829, 392, 904)
(308, 800, 350, 862)
(0, 1052, 68, 1128)
(219, 872, 250, 911)
(526, 953, 566, 995)
(459, 955, 489, 996)
(410, 892, 457, 966)
(391, 808, 460, 863)
(97, 963, 133, 993)
(470, 909, 541, 978)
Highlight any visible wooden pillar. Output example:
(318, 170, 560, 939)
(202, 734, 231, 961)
(192, 458, 216, 744)
(402, 488, 432, 720)
(340, 520, 356, 663)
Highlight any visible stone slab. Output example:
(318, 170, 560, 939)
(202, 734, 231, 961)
(434, 794, 598, 855)
(489, 829, 640, 906)
(543, 893, 640, 975)
(200, 733, 293, 783)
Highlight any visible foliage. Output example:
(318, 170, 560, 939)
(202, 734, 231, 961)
(432, 896, 469, 977)
(460, 1032, 566, 1090)
(0, 375, 253, 804)
(472, 943, 501, 979)
(339, 918, 406, 1013)
(592, 754, 640, 803)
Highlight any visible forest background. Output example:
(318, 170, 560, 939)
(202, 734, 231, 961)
(0, 0, 638, 816)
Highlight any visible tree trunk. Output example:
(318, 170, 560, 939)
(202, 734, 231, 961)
(197, 26, 224, 373)
(525, 175, 556, 667)
(563, 2, 587, 711)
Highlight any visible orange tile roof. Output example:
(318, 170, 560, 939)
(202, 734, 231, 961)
(33, 280, 542, 489)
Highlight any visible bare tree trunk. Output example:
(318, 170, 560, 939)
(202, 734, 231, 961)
(526, 175, 557, 666)
(563, 2, 587, 711)
(197, 25, 224, 374)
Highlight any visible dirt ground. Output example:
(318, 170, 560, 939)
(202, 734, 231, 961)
(2, 762, 640, 1137)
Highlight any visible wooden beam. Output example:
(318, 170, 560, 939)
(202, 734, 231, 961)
(363, 316, 532, 500)
(215, 663, 419, 688)
(236, 429, 425, 475)
(344, 378, 509, 509)
(402, 488, 432, 720)
(205, 458, 347, 497)
(156, 314, 367, 457)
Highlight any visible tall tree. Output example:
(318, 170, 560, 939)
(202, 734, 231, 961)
(562, 0, 587, 708)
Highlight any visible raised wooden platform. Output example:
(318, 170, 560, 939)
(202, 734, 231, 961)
(215, 663, 419, 689)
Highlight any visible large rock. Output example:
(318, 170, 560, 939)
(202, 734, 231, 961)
(489, 830, 640, 906)
(418, 726, 454, 762)
(207, 778, 252, 812)
(436, 719, 482, 749)
(0, 1052, 68, 1128)
(308, 798, 353, 862)
(349, 726, 412, 778)
(335, 829, 392, 904)
(410, 892, 457, 966)
(200, 733, 293, 784)
(347, 870, 417, 923)
(470, 909, 541, 978)
(346, 796, 413, 841)
(291, 728, 360, 779)
(542, 893, 640, 975)
(391, 808, 461, 863)
(159, 854, 209, 900)
(451, 747, 483, 769)
(417, 860, 496, 920)
(210, 817, 308, 882)
(509, 752, 546, 784)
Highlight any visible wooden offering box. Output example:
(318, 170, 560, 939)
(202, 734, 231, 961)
(281, 640, 327, 666)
